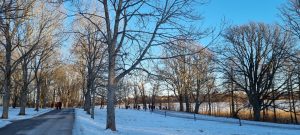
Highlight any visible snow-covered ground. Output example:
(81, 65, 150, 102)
(0, 107, 52, 128)
(153, 110, 300, 130)
(73, 108, 300, 135)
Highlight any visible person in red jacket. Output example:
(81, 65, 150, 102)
(55, 102, 62, 110)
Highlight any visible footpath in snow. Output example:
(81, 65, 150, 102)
(73, 108, 300, 135)
(0, 107, 52, 128)
(153, 110, 300, 130)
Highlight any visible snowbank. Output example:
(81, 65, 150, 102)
(73, 108, 300, 135)
(0, 107, 52, 128)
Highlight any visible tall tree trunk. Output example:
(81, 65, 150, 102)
(91, 83, 96, 119)
(42, 78, 48, 108)
(106, 77, 117, 131)
(12, 85, 19, 108)
(106, 48, 117, 130)
(81, 73, 86, 108)
(288, 88, 294, 123)
(194, 90, 200, 114)
(262, 101, 266, 121)
(85, 61, 93, 113)
(32, 94, 35, 108)
(272, 85, 277, 122)
(84, 77, 92, 114)
(151, 94, 156, 108)
(167, 90, 170, 110)
(185, 87, 190, 112)
(84, 89, 91, 114)
(208, 93, 211, 115)
(12, 95, 18, 108)
(194, 101, 200, 114)
(252, 97, 261, 121)
(253, 106, 261, 121)
(142, 94, 146, 110)
(179, 94, 184, 111)
(230, 79, 236, 118)
(2, 39, 12, 119)
(19, 87, 27, 115)
(52, 89, 56, 108)
(291, 85, 298, 124)
(35, 81, 41, 111)
(133, 87, 138, 108)
(194, 73, 201, 114)
(2, 81, 11, 119)
(19, 61, 29, 115)
(287, 74, 294, 123)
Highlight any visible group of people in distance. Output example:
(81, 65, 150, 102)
(126, 104, 167, 111)
(55, 102, 62, 110)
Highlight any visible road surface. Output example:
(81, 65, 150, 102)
(0, 108, 74, 135)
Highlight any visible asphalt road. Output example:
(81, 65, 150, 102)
(0, 108, 74, 135)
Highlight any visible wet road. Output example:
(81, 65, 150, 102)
(0, 109, 74, 135)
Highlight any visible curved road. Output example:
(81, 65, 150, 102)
(0, 109, 74, 135)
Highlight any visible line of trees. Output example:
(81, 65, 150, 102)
(67, 0, 300, 130)
(0, 0, 66, 118)
(1, 0, 300, 132)
(68, 0, 206, 131)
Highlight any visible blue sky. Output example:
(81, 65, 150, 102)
(201, 0, 285, 27)
(61, 0, 286, 59)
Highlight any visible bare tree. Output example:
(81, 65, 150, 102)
(219, 23, 293, 121)
(72, 15, 107, 117)
(72, 0, 205, 130)
(137, 79, 147, 110)
(280, 0, 300, 39)
(157, 41, 213, 113)
(158, 52, 185, 111)
(0, 0, 40, 119)
(33, 2, 64, 111)
(192, 50, 213, 114)
(16, 0, 64, 115)
(280, 0, 300, 123)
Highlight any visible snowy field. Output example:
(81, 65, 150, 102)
(73, 108, 300, 135)
(0, 107, 52, 128)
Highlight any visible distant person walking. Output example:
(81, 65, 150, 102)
(55, 102, 62, 110)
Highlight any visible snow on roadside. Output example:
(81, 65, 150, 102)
(153, 110, 300, 130)
(73, 108, 300, 135)
(0, 107, 52, 128)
